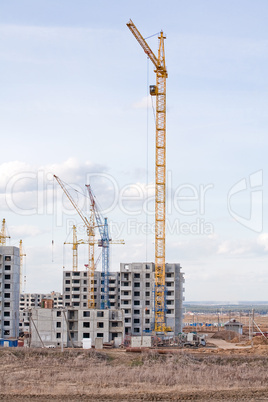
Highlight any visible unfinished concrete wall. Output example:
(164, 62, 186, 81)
(0, 246, 20, 339)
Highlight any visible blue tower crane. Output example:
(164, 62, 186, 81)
(86, 185, 124, 309)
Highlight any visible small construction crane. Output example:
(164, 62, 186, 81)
(64, 225, 89, 271)
(54, 175, 96, 308)
(86, 185, 124, 309)
(19, 240, 26, 293)
(127, 20, 169, 333)
(0, 218, 10, 246)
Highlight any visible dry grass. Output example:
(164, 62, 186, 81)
(0, 348, 268, 400)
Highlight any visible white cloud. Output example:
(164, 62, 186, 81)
(9, 224, 44, 238)
(132, 95, 153, 109)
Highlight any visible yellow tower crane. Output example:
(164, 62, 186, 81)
(0, 218, 10, 246)
(64, 225, 87, 271)
(54, 175, 96, 308)
(127, 20, 169, 333)
(19, 240, 26, 293)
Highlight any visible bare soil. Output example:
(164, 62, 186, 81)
(0, 347, 268, 401)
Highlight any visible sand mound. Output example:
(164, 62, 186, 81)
(243, 336, 268, 346)
(211, 331, 237, 341)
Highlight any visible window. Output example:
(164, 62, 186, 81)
(56, 322, 61, 328)
(73, 272, 80, 276)
(83, 295, 87, 300)
(124, 309, 129, 314)
(65, 295, 70, 299)
(4, 293, 10, 298)
(134, 300, 140, 306)
(134, 291, 140, 297)
(83, 322, 90, 328)
(145, 309, 150, 315)
(134, 273, 140, 278)
(65, 280, 70, 284)
(134, 310, 140, 315)
(4, 302, 10, 308)
(72, 280, 80, 284)
(97, 311, 104, 318)
(4, 275, 10, 280)
(83, 303, 87, 307)
(73, 295, 79, 299)
(73, 287, 80, 291)
(84, 272, 87, 277)
(83, 333, 90, 338)
(57, 311, 61, 317)
(4, 265, 11, 270)
(97, 333, 103, 338)
(123, 300, 129, 305)
(65, 273, 70, 277)
(65, 288, 70, 292)
(84, 280, 87, 285)
(73, 302, 80, 306)
(4, 312, 10, 317)
(145, 319, 150, 324)
(97, 322, 104, 328)
(123, 291, 129, 296)
(167, 300, 173, 305)
(134, 318, 140, 324)
(134, 328, 139, 333)
(56, 333, 61, 339)
(166, 273, 173, 278)
(4, 284, 10, 289)
(146, 282, 150, 288)
(83, 311, 90, 317)
(145, 291, 150, 297)
(5, 256, 11, 261)
(145, 300, 150, 306)
(166, 282, 172, 287)
(83, 288, 87, 292)
(125, 318, 130, 323)
(134, 283, 140, 288)
(145, 273, 150, 278)
(4, 321, 10, 326)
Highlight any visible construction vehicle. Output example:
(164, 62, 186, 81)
(127, 20, 169, 333)
(180, 333, 207, 348)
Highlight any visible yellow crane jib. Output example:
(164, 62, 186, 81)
(127, 20, 170, 333)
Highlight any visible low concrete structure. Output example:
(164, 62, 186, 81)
(224, 319, 243, 335)
(29, 307, 124, 348)
(131, 335, 152, 348)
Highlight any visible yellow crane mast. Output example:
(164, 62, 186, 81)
(64, 225, 88, 271)
(0, 218, 10, 246)
(54, 175, 95, 308)
(19, 240, 26, 293)
(127, 20, 168, 333)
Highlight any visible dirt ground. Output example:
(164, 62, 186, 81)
(0, 344, 268, 401)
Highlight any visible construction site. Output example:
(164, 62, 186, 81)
(1, 10, 268, 402)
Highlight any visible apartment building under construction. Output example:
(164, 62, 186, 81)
(62, 262, 185, 335)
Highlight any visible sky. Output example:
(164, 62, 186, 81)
(0, 0, 268, 301)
